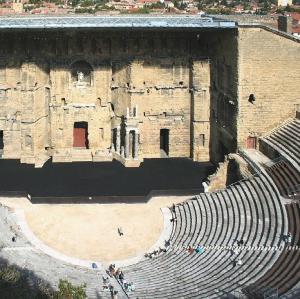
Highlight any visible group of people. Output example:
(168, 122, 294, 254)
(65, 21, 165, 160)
(186, 245, 205, 255)
(102, 275, 118, 297)
(283, 232, 292, 244)
(145, 240, 171, 259)
(106, 264, 135, 293)
(145, 247, 167, 258)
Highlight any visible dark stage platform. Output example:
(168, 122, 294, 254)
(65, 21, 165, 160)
(0, 158, 215, 202)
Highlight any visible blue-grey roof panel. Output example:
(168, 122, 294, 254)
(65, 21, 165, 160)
(0, 15, 236, 29)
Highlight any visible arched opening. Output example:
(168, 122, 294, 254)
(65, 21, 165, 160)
(71, 61, 93, 87)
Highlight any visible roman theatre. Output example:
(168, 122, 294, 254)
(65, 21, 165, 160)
(0, 15, 299, 298)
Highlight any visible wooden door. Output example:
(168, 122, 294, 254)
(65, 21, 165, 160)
(246, 136, 257, 149)
(73, 127, 86, 148)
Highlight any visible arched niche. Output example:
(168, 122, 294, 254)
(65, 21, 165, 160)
(70, 60, 93, 87)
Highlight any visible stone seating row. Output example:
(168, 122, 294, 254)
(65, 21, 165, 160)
(0, 205, 115, 299)
(247, 122, 300, 297)
(245, 202, 300, 297)
(266, 160, 300, 199)
(262, 118, 300, 172)
(123, 173, 287, 298)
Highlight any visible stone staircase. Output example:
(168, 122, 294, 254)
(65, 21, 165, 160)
(261, 118, 300, 172)
(71, 149, 93, 162)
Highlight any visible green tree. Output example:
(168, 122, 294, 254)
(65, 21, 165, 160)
(80, 0, 94, 6)
(53, 279, 87, 299)
(285, 4, 291, 11)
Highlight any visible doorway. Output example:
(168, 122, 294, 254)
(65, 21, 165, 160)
(246, 136, 257, 149)
(129, 130, 136, 158)
(160, 129, 169, 157)
(0, 130, 3, 152)
(73, 122, 89, 149)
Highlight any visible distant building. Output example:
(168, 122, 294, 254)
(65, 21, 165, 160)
(12, 0, 23, 13)
(278, 13, 300, 38)
(277, 0, 292, 7)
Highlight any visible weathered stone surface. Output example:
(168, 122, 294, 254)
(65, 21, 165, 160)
(0, 28, 298, 167)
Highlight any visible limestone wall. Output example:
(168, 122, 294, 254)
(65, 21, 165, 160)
(0, 30, 215, 166)
(0, 27, 298, 167)
(237, 27, 300, 149)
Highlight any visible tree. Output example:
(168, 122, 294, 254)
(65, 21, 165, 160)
(53, 279, 87, 299)
(285, 4, 291, 11)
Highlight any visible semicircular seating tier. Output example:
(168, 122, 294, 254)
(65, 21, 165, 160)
(265, 159, 300, 200)
(123, 172, 287, 298)
(0, 205, 118, 299)
(245, 119, 300, 297)
(245, 201, 300, 297)
(261, 118, 300, 172)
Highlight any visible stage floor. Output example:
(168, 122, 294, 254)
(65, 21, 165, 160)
(0, 195, 188, 263)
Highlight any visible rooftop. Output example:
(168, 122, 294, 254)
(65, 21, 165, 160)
(0, 15, 236, 30)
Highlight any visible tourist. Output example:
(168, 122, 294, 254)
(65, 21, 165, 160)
(126, 283, 132, 292)
(118, 227, 124, 236)
(115, 268, 121, 277)
(232, 248, 239, 255)
(123, 279, 127, 288)
(102, 275, 109, 283)
(187, 246, 194, 255)
(237, 259, 243, 265)
(126, 282, 135, 292)
(165, 240, 171, 247)
(171, 203, 176, 213)
(158, 247, 167, 253)
(103, 280, 109, 290)
(170, 217, 177, 223)
(109, 284, 114, 294)
(195, 245, 205, 254)
(237, 239, 244, 246)
(119, 271, 124, 283)
(286, 232, 292, 244)
(113, 290, 118, 298)
(108, 264, 116, 276)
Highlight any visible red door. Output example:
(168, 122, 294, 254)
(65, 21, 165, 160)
(73, 127, 87, 148)
(246, 136, 257, 149)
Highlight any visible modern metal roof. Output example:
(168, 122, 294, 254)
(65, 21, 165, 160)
(0, 15, 236, 30)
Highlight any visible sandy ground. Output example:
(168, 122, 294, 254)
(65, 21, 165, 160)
(0, 196, 188, 263)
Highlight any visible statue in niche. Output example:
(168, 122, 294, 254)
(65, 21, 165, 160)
(77, 71, 84, 82)
(76, 71, 87, 87)
(71, 61, 92, 88)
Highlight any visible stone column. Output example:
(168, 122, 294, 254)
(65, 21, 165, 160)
(134, 131, 139, 159)
(125, 129, 130, 158)
(116, 126, 121, 154)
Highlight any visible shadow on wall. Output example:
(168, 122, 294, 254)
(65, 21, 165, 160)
(0, 158, 216, 199)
